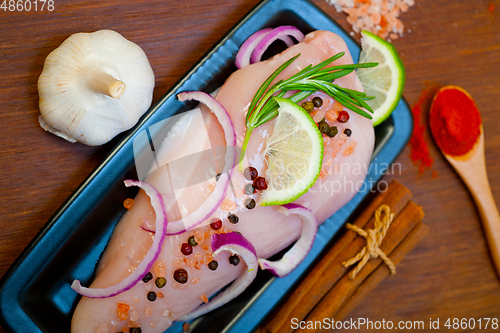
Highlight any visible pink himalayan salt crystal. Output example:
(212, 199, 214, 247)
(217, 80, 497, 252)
(343, 140, 358, 156)
(325, 0, 415, 40)
(129, 310, 139, 322)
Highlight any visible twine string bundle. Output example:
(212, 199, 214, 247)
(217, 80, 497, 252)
(343, 204, 396, 279)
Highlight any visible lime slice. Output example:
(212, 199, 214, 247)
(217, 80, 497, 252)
(259, 97, 324, 206)
(357, 30, 405, 126)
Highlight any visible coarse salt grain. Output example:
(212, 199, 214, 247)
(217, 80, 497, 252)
(343, 140, 358, 156)
(145, 306, 153, 317)
(129, 310, 139, 322)
(326, 0, 415, 40)
(154, 261, 166, 277)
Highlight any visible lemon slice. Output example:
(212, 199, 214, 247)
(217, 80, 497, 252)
(260, 97, 323, 206)
(357, 30, 406, 126)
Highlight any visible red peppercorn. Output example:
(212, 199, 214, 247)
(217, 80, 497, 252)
(337, 110, 350, 123)
(253, 176, 268, 191)
(243, 167, 258, 181)
(210, 218, 222, 230)
(180, 243, 193, 256)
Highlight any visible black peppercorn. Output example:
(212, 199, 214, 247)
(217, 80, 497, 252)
(215, 173, 222, 181)
(147, 291, 157, 301)
(326, 126, 338, 138)
(130, 327, 142, 333)
(142, 272, 153, 283)
(188, 235, 198, 246)
(208, 260, 218, 271)
(312, 97, 323, 108)
(244, 183, 256, 195)
(155, 277, 167, 288)
(229, 254, 240, 266)
(245, 198, 256, 209)
(344, 128, 352, 137)
(228, 213, 239, 224)
(174, 269, 188, 284)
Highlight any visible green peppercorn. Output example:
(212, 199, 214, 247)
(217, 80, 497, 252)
(229, 254, 240, 266)
(312, 97, 323, 108)
(318, 118, 329, 134)
(147, 291, 157, 301)
(142, 272, 153, 283)
(228, 213, 239, 224)
(326, 126, 338, 138)
(155, 277, 167, 288)
(301, 101, 314, 113)
(245, 198, 256, 209)
(188, 235, 198, 247)
(208, 260, 218, 270)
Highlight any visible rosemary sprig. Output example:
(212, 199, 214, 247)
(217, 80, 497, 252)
(238, 52, 378, 170)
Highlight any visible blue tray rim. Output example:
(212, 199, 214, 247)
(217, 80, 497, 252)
(0, 0, 413, 331)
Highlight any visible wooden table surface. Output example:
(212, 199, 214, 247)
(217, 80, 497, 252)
(1, 0, 499, 332)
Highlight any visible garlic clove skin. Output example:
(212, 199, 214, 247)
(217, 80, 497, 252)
(38, 30, 155, 146)
(39, 115, 77, 143)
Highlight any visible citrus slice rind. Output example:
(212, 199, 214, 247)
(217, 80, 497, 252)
(259, 97, 323, 206)
(357, 30, 405, 126)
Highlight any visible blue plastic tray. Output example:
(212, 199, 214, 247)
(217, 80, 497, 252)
(0, 0, 412, 332)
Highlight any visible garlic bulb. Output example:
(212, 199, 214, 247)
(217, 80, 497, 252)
(38, 30, 155, 146)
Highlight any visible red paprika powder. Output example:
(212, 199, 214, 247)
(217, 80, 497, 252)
(409, 87, 436, 174)
(429, 86, 481, 157)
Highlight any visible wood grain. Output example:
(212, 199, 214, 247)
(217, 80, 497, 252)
(334, 222, 431, 322)
(442, 125, 500, 279)
(300, 201, 424, 333)
(1, 0, 500, 332)
(261, 180, 412, 333)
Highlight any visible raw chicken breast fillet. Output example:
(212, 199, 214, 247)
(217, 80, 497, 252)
(71, 30, 375, 333)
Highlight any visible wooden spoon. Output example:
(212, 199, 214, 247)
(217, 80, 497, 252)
(430, 86, 500, 278)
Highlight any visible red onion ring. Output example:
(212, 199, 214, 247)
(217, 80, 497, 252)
(235, 27, 299, 69)
(71, 180, 167, 298)
(164, 91, 237, 235)
(250, 26, 305, 64)
(235, 28, 272, 69)
(178, 232, 258, 321)
(258, 203, 317, 277)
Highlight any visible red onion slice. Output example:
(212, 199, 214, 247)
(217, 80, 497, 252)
(165, 91, 237, 235)
(235, 28, 272, 69)
(71, 180, 167, 298)
(258, 203, 317, 277)
(235, 27, 298, 69)
(179, 232, 258, 321)
(250, 26, 305, 64)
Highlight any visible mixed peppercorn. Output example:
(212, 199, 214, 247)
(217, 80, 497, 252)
(302, 96, 352, 139)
